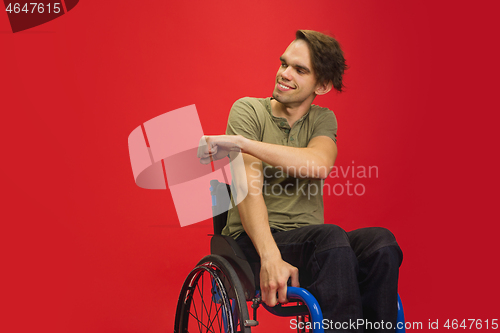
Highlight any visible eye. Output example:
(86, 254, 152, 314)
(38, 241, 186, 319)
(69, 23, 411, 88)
(281, 62, 287, 68)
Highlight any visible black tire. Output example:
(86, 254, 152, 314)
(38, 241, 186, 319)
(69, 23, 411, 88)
(174, 255, 251, 333)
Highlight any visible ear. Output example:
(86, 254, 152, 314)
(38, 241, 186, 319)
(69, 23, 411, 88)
(315, 80, 333, 95)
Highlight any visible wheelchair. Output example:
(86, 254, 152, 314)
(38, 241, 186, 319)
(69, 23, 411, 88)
(174, 180, 406, 333)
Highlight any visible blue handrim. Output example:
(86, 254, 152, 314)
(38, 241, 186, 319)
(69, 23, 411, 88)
(287, 287, 324, 333)
(396, 293, 405, 332)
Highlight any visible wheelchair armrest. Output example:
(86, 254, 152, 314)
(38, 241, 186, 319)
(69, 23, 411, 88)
(210, 235, 256, 301)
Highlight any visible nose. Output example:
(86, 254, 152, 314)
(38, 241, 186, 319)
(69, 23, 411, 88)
(281, 66, 293, 81)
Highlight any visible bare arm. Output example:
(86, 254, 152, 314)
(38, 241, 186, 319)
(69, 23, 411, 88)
(242, 135, 337, 179)
(233, 152, 299, 307)
(199, 135, 337, 179)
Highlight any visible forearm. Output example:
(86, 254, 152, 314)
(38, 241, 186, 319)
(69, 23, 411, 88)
(237, 192, 281, 259)
(238, 136, 336, 179)
(233, 153, 281, 260)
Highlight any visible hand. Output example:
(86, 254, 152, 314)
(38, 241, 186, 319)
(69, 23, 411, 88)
(197, 135, 243, 164)
(259, 256, 300, 307)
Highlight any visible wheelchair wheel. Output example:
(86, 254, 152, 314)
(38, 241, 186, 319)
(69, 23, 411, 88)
(174, 255, 251, 333)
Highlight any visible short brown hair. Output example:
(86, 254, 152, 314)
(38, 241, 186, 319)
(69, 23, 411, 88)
(295, 30, 347, 92)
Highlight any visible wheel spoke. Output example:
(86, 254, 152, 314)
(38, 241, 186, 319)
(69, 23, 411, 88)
(201, 272, 204, 331)
(204, 300, 228, 332)
(206, 275, 224, 332)
(196, 275, 211, 329)
(207, 277, 214, 332)
(206, 302, 224, 332)
(190, 275, 202, 332)
(214, 303, 222, 332)
(189, 311, 213, 332)
(176, 257, 249, 333)
(193, 270, 223, 333)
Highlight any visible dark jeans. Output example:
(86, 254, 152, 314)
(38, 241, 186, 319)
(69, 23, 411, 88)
(235, 224, 403, 333)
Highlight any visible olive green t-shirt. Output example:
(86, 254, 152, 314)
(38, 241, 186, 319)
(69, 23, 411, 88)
(222, 97, 338, 239)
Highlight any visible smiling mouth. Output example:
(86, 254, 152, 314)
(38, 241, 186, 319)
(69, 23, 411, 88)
(278, 82, 295, 90)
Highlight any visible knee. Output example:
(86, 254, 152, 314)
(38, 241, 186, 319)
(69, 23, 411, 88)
(371, 227, 398, 245)
(349, 227, 402, 263)
(314, 224, 350, 252)
(350, 227, 398, 246)
(372, 228, 403, 264)
(368, 243, 403, 268)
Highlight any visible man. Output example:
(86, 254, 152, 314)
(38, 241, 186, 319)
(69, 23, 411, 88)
(198, 30, 402, 332)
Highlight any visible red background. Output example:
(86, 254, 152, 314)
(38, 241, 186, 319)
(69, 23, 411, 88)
(1, 1, 499, 332)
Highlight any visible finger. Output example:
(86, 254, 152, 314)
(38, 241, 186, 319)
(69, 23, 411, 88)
(290, 267, 300, 288)
(267, 291, 277, 307)
(196, 145, 206, 158)
(197, 136, 209, 158)
(277, 283, 288, 304)
(197, 145, 212, 158)
(207, 144, 217, 156)
(198, 146, 218, 160)
(202, 152, 225, 163)
(263, 283, 278, 307)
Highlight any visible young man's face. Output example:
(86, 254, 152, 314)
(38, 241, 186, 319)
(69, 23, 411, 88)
(272, 39, 320, 108)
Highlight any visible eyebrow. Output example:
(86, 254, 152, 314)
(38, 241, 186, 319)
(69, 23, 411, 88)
(280, 56, 311, 74)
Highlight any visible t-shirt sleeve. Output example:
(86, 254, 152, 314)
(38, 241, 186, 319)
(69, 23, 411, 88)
(225, 98, 262, 141)
(310, 110, 338, 144)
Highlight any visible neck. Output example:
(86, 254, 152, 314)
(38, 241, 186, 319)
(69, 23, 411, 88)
(270, 97, 314, 126)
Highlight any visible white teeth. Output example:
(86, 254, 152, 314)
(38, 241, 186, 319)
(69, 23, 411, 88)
(279, 83, 290, 89)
